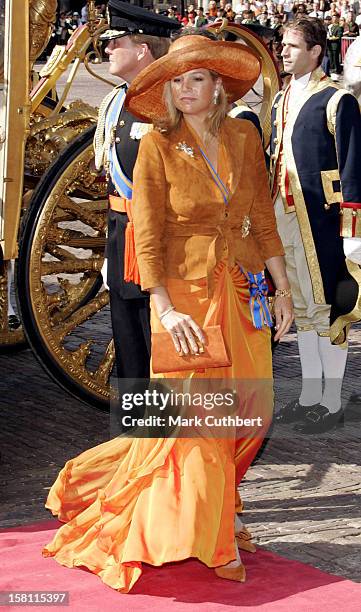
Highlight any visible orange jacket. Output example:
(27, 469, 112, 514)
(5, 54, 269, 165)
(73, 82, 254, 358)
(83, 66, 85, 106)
(133, 116, 284, 293)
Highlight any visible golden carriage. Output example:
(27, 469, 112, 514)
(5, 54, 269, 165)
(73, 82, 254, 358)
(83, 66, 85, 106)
(0, 0, 280, 409)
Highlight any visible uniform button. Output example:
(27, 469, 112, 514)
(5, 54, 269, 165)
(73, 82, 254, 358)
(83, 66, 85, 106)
(271, 154, 276, 160)
(324, 203, 330, 210)
(274, 137, 279, 145)
(115, 137, 121, 143)
(119, 120, 125, 127)
(273, 120, 278, 126)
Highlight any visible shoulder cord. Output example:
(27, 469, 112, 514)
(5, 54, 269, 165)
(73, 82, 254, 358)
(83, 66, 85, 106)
(93, 85, 123, 171)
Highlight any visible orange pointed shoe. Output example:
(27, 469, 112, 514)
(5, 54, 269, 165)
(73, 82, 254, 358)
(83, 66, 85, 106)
(215, 563, 246, 583)
(236, 527, 257, 553)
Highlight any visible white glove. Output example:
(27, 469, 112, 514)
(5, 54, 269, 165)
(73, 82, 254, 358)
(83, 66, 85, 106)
(160, 309, 205, 355)
(343, 237, 361, 265)
(101, 258, 109, 290)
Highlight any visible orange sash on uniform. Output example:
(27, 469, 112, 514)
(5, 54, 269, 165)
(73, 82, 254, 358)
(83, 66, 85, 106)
(109, 194, 141, 285)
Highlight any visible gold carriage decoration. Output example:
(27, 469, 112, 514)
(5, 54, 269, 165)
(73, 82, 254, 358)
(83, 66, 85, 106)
(0, 2, 281, 409)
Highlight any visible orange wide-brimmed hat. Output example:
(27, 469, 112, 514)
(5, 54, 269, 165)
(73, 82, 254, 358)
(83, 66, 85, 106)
(125, 35, 261, 122)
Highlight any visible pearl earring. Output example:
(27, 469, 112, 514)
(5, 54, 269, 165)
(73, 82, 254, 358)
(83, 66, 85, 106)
(213, 89, 219, 105)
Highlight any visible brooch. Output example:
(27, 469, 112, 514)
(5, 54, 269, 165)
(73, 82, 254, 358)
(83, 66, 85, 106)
(241, 215, 251, 238)
(176, 141, 195, 158)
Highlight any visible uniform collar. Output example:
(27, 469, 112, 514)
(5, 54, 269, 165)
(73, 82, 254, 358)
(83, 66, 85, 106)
(307, 66, 329, 90)
(285, 66, 329, 100)
(290, 71, 312, 91)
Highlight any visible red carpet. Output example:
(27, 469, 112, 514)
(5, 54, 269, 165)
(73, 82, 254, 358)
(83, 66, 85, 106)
(1, 520, 361, 611)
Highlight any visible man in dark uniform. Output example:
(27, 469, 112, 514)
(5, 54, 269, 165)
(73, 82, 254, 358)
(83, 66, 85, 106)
(94, 1, 180, 380)
(270, 17, 361, 433)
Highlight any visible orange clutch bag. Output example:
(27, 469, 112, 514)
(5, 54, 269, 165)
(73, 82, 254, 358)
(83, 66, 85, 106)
(152, 325, 232, 374)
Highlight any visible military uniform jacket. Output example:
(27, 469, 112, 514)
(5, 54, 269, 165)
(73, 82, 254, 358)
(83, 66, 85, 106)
(95, 84, 150, 299)
(270, 67, 361, 306)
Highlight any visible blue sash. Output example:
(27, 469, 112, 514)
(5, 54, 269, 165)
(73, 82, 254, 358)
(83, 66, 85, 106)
(106, 88, 133, 200)
(243, 270, 273, 330)
(199, 147, 230, 205)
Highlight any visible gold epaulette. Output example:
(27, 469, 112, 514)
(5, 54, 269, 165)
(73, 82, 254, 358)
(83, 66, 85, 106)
(326, 88, 349, 136)
(129, 122, 153, 140)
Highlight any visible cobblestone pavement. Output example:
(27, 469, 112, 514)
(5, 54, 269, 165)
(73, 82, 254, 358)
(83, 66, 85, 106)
(1, 62, 360, 585)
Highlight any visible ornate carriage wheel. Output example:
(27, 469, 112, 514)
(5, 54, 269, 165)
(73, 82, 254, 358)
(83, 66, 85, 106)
(17, 125, 113, 409)
(0, 98, 97, 354)
(208, 22, 281, 149)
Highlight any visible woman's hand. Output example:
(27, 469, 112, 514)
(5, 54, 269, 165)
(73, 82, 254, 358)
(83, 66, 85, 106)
(149, 286, 205, 354)
(264, 256, 294, 341)
(160, 310, 205, 355)
(273, 295, 294, 341)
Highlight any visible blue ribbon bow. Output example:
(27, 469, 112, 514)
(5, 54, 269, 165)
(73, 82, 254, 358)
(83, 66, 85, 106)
(243, 270, 273, 330)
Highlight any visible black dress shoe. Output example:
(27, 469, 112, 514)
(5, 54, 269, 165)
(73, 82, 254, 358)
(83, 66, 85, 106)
(275, 400, 311, 424)
(8, 315, 21, 330)
(294, 405, 344, 434)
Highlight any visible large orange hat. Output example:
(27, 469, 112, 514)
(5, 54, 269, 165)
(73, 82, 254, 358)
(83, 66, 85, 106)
(125, 35, 261, 122)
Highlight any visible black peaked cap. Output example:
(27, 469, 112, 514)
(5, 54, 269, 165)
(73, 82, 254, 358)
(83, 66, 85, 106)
(101, 1, 181, 40)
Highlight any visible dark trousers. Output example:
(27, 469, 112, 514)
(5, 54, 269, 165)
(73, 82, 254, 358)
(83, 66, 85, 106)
(328, 42, 341, 74)
(107, 209, 151, 379)
(109, 291, 150, 434)
(109, 291, 151, 379)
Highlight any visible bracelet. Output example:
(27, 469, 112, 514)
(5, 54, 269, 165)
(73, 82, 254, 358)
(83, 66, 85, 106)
(275, 288, 292, 298)
(159, 305, 175, 321)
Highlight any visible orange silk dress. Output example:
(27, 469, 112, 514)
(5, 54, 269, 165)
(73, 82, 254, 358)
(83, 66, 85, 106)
(43, 131, 273, 593)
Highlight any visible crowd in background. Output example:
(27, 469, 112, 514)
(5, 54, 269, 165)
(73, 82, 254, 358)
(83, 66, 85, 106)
(164, 0, 360, 33)
(53, 3, 107, 46)
(49, 1, 361, 78)
(164, 1, 360, 77)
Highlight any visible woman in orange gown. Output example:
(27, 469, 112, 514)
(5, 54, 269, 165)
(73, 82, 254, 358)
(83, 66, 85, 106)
(43, 34, 293, 592)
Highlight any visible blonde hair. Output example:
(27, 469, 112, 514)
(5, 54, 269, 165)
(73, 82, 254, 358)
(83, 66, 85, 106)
(158, 71, 230, 140)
